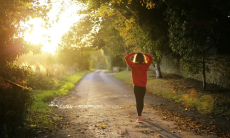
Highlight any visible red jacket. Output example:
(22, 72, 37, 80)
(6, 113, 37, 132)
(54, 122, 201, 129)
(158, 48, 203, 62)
(125, 53, 153, 87)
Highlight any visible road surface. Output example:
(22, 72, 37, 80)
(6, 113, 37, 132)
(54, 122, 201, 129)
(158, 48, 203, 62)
(42, 70, 217, 138)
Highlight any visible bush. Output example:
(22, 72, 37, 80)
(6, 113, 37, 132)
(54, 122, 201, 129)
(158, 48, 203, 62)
(0, 80, 32, 138)
(27, 74, 59, 90)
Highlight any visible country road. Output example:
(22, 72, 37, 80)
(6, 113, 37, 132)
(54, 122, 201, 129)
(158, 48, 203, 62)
(40, 70, 217, 138)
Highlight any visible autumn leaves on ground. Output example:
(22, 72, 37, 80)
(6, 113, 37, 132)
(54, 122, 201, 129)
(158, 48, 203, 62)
(23, 70, 230, 138)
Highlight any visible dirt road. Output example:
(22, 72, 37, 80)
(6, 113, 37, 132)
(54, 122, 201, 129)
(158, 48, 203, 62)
(42, 70, 217, 138)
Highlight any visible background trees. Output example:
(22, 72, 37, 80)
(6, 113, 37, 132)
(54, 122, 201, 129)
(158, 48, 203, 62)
(76, 0, 171, 77)
(92, 16, 127, 71)
(75, 0, 230, 88)
(57, 16, 94, 70)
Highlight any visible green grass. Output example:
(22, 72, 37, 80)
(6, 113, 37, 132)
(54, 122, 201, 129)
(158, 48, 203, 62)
(114, 70, 230, 119)
(113, 70, 132, 85)
(26, 71, 89, 132)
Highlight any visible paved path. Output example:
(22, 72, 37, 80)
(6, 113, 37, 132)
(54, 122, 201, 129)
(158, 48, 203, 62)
(45, 70, 217, 138)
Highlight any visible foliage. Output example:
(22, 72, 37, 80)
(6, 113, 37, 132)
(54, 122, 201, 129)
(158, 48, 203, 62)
(0, 79, 32, 138)
(78, 0, 170, 57)
(57, 47, 92, 71)
(76, 0, 171, 78)
(0, 63, 33, 137)
(59, 16, 95, 49)
(0, 63, 31, 84)
(0, 62, 60, 137)
(57, 16, 94, 70)
(90, 50, 107, 69)
(27, 74, 59, 90)
(112, 0, 170, 64)
(76, 0, 230, 80)
(0, 0, 50, 66)
(165, 0, 230, 73)
(0, 1, 51, 136)
(91, 13, 129, 70)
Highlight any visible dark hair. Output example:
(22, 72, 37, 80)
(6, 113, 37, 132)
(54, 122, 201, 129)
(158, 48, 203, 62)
(133, 53, 146, 64)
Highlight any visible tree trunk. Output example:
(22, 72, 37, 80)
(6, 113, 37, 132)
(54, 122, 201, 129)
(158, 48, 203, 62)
(107, 55, 112, 72)
(127, 65, 130, 71)
(124, 46, 130, 71)
(202, 52, 206, 90)
(155, 63, 162, 78)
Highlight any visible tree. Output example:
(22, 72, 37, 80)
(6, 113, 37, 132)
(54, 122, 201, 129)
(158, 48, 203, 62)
(0, 0, 51, 79)
(0, 0, 50, 62)
(57, 16, 94, 70)
(127, 0, 170, 78)
(92, 16, 127, 71)
(76, 0, 230, 83)
(57, 47, 92, 70)
(165, 0, 230, 90)
(77, 0, 171, 78)
(0, 1, 51, 136)
(90, 50, 107, 69)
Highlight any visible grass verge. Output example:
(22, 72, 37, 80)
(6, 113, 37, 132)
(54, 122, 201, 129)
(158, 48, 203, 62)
(26, 71, 89, 135)
(114, 70, 230, 120)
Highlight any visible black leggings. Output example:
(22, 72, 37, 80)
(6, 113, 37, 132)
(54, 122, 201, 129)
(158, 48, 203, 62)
(134, 86, 146, 116)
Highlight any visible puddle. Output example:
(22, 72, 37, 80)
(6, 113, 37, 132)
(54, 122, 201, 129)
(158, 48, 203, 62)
(49, 102, 122, 109)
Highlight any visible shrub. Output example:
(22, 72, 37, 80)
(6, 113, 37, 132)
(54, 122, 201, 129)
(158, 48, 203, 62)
(27, 74, 59, 90)
(0, 80, 32, 138)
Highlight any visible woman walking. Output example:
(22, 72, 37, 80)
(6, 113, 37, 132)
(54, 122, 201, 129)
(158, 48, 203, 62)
(125, 51, 153, 122)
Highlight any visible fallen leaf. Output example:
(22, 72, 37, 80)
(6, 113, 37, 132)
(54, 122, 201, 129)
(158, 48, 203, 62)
(99, 124, 106, 129)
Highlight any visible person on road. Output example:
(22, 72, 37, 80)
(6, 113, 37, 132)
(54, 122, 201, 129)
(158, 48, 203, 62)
(125, 51, 153, 122)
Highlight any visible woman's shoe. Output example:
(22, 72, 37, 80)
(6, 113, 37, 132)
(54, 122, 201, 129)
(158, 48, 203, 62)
(136, 115, 142, 122)
(136, 118, 142, 122)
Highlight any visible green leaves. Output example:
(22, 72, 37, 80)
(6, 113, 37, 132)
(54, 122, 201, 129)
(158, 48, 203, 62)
(0, 0, 50, 66)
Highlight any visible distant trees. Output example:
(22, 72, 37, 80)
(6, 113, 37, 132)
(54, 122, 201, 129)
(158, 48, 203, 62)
(90, 50, 107, 69)
(57, 16, 94, 70)
(92, 16, 126, 71)
(76, 0, 170, 78)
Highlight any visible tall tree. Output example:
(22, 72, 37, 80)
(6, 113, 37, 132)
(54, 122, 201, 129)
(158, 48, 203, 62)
(128, 0, 169, 78)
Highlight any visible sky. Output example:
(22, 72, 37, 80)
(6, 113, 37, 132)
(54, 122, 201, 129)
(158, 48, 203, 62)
(22, 0, 85, 54)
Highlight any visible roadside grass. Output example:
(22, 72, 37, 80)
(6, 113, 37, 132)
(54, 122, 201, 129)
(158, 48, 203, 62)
(26, 71, 89, 133)
(105, 70, 113, 73)
(113, 70, 132, 85)
(114, 70, 230, 119)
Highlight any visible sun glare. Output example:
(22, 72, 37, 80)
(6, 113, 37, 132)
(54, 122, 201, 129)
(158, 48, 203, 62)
(23, 18, 47, 44)
(22, 0, 85, 54)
